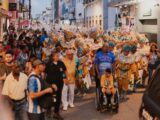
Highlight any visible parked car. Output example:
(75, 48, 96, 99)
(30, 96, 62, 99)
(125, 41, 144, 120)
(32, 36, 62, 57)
(139, 66, 160, 120)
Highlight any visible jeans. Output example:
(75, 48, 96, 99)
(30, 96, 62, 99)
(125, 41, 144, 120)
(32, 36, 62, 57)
(13, 99, 29, 120)
(28, 113, 45, 120)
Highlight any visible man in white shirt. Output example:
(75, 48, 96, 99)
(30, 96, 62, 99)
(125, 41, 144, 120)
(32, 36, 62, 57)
(2, 62, 29, 120)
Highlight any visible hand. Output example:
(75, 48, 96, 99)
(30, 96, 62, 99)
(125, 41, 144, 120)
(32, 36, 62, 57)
(44, 88, 53, 94)
(52, 84, 58, 91)
(0, 73, 6, 81)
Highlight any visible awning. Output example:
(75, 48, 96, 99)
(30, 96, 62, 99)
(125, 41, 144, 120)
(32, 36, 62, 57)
(0, 8, 12, 18)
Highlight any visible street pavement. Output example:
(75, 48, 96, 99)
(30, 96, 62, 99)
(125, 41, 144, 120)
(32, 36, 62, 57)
(61, 88, 144, 120)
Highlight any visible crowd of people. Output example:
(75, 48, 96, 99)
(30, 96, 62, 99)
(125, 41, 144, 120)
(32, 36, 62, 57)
(0, 23, 160, 120)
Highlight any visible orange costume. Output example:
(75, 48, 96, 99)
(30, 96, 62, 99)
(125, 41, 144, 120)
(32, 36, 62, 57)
(101, 74, 116, 95)
(116, 53, 133, 91)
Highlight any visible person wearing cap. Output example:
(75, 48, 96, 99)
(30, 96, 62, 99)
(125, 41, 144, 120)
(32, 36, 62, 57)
(2, 62, 29, 120)
(27, 59, 56, 120)
(0, 50, 14, 83)
(116, 44, 133, 100)
(62, 49, 78, 111)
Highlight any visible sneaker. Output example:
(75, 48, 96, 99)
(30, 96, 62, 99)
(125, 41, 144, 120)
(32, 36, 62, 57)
(63, 106, 68, 111)
(69, 104, 75, 108)
(82, 93, 87, 97)
(53, 113, 64, 120)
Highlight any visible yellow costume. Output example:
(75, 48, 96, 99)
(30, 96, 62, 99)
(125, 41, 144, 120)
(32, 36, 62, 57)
(101, 74, 115, 95)
(116, 53, 132, 91)
(63, 57, 76, 84)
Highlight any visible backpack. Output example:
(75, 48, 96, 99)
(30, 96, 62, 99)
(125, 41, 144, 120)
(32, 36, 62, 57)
(28, 74, 56, 109)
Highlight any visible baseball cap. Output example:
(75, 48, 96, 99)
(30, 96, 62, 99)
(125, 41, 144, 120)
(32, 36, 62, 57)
(33, 59, 43, 67)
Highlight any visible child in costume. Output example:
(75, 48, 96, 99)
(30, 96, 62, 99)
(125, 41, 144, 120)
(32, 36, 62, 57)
(101, 68, 116, 105)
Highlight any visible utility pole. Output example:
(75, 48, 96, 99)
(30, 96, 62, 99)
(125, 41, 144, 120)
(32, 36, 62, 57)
(29, 0, 31, 19)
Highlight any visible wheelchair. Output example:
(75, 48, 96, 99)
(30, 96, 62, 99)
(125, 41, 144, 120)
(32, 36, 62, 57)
(95, 82, 119, 113)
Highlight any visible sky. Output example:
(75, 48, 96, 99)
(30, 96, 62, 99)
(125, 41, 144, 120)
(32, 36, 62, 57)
(31, 0, 51, 18)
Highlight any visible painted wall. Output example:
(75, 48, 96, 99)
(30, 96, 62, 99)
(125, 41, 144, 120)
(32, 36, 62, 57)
(136, 0, 160, 46)
(86, 0, 103, 28)
(107, 7, 117, 30)
(1, 0, 9, 10)
(75, 0, 84, 24)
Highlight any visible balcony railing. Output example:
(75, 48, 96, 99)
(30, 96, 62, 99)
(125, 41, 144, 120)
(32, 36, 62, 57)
(109, 0, 137, 6)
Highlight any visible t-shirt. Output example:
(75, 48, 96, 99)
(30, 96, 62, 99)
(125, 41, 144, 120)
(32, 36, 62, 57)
(94, 51, 115, 75)
(46, 61, 66, 87)
(28, 72, 43, 114)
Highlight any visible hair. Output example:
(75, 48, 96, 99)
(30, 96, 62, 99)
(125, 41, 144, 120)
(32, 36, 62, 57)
(105, 68, 112, 74)
(150, 44, 157, 53)
(52, 51, 59, 58)
(5, 50, 14, 56)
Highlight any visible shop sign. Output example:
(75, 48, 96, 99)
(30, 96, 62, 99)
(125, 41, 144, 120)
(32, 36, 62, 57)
(143, 9, 152, 17)
(9, 3, 17, 11)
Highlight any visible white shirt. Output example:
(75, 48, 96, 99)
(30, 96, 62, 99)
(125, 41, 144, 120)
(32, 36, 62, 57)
(2, 72, 28, 100)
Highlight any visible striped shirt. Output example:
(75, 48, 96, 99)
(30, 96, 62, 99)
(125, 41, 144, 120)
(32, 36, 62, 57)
(27, 72, 44, 114)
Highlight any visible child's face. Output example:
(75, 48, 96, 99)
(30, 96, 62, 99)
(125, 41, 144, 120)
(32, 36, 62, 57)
(105, 72, 110, 77)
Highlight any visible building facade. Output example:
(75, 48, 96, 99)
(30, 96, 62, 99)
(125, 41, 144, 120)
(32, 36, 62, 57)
(108, 0, 137, 31)
(83, 0, 116, 30)
(0, 0, 12, 38)
(109, 0, 160, 45)
(136, 0, 160, 45)
(75, 0, 84, 26)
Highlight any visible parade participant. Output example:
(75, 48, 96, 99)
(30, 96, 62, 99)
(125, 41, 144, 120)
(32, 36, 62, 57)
(116, 44, 133, 100)
(46, 51, 66, 120)
(130, 44, 139, 92)
(27, 59, 56, 120)
(148, 43, 158, 84)
(62, 49, 78, 111)
(2, 62, 29, 120)
(0, 50, 14, 82)
(94, 43, 115, 87)
(101, 68, 116, 105)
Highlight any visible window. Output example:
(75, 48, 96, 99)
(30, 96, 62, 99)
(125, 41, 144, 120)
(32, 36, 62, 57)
(99, 19, 102, 26)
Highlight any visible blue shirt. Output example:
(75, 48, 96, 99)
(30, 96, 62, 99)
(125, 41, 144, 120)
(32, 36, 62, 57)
(95, 51, 115, 75)
(39, 34, 48, 43)
(28, 72, 43, 114)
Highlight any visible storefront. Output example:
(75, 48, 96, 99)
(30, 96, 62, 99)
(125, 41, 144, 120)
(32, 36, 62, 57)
(0, 8, 12, 38)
